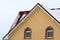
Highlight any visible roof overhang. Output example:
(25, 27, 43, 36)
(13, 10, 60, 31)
(3, 3, 60, 40)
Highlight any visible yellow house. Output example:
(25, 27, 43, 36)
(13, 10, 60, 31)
(3, 3, 60, 40)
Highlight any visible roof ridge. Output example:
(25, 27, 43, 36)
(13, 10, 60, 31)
(3, 3, 60, 40)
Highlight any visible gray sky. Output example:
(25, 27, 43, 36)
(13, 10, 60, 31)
(0, 0, 60, 40)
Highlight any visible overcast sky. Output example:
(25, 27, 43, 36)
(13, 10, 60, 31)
(0, 0, 60, 40)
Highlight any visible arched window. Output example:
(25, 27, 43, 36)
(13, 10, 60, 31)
(46, 27, 53, 39)
(24, 27, 31, 39)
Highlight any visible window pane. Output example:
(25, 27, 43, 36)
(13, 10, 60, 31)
(26, 31, 31, 37)
(48, 32, 53, 37)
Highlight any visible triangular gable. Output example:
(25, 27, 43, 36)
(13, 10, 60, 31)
(30, 3, 60, 24)
(3, 3, 60, 39)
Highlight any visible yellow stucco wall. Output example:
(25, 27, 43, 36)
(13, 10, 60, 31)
(9, 6, 60, 40)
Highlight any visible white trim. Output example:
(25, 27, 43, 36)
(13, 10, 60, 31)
(47, 37, 53, 38)
(26, 31, 31, 32)
(19, 13, 26, 21)
(47, 30, 53, 32)
(25, 37, 31, 38)
(5, 4, 60, 38)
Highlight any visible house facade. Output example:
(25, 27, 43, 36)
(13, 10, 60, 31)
(3, 3, 60, 40)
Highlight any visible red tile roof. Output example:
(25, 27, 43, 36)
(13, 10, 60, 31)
(15, 11, 30, 26)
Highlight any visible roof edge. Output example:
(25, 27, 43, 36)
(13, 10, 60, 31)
(3, 3, 60, 39)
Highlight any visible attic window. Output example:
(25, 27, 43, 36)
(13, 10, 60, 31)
(24, 27, 31, 39)
(45, 27, 53, 39)
(20, 13, 26, 21)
